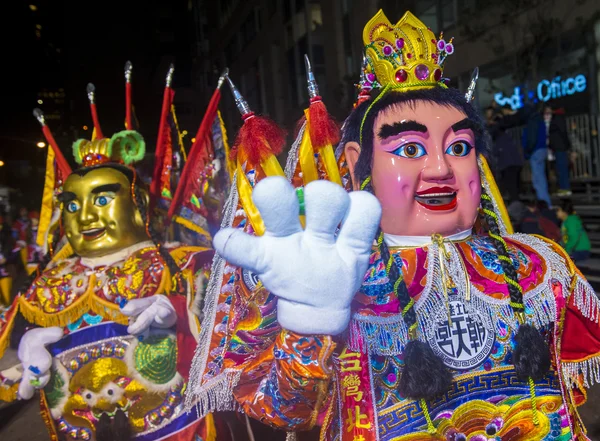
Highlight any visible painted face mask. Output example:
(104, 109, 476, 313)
(369, 100, 481, 237)
(61, 167, 149, 258)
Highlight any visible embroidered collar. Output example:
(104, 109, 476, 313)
(79, 240, 155, 269)
(384, 229, 472, 248)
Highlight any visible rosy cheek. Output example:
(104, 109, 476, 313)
(468, 168, 481, 198)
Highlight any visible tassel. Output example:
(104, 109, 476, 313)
(399, 340, 452, 400)
(230, 113, 286, 164)
(307, 98, 340, 150)
(513, 323, 551, 381)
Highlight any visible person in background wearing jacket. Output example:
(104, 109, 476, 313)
(557, 199, 591, 262)
(522, 106, 552, 206)
(487, 106, 524, 203)
(546, 105, 572, 197)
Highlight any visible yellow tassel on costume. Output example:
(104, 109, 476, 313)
(218, 111, 235, 180)
(479, 155, 513, 234)
(37, 147, 56, 249)
(236, 157, 285, 237)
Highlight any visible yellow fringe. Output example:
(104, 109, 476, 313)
(19, 292, 91, 328)
(37, 146, 56, 248)
(0, 383, 18, 402)
(218, 111, 235, 181)
(40, 390, 60, 441)
(88, 293, 129, 325)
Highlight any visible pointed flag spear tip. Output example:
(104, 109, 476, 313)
(225, 75, 251, 116)
(86, 83, 96, 103)
(465, 66, 479, 102)
(125, 61, 133, 82)
(304, 54, 319, 99)
(33, 108, 45, 125)
(216, 67, 229, 90)
(166, 64, 175, 87)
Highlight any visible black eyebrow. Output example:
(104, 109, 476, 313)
(57, 192, 76, 203)
(91, 183, 121, 194)
(378, 120, 428, 140)
(451, 118, 480, 134)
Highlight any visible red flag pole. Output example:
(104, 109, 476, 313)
(86, 83, 104, 139)
(33, 108, 72, 179)
(125, 61, 133, 129)
(167, 70, 227, 220)
(150, 64, 175, 210)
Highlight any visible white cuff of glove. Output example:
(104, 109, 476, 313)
(277, 299, 351, 336)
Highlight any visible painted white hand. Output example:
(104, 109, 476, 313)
(17, 327, 63, 400)
(120, 295, 177, 335)
(213, 176, 381, 335)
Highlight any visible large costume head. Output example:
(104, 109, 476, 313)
(60, 132, 148, 259)
(340, 10, 549, 402)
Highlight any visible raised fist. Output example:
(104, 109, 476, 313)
(214, 177, 381, 335)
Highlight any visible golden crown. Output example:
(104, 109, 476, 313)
(73, 130, 146, 168)
(361, 10, 454, 92)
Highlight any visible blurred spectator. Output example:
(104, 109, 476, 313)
(536, 199, 560, 227)
(522, 106, 552, 206)
(545, 105, 572, 197)
(507, 200, 528, 230)
(557, 200, 591, 262)
(519, 200, 562, 242)
(0, 216, 14, 306)
(486, 106, 524, 203)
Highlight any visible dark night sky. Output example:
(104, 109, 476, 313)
(1, 0, 191, 160)
(0, 1, 193, 206)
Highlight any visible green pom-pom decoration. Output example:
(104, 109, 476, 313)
(109, 130, 146, 165)
(72, 139, 89, 165)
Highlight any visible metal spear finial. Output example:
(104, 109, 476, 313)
(217, 68, 229, 90)
(86, 83, 96, 103)
(125, 61, 133, 83)
(465, 67, 479, 103)
(166, 63, 175, 87)
(225, 75, 252, 116)
(304, 54, 319, 99)
(33, 108, 45, 126)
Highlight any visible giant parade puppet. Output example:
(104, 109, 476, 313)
(0, 61, 233, 441)
(185, 10, 600, 441)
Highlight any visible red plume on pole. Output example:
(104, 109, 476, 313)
(227, 75, 286, 164)
(125, 61, 133, 130)
(150, 64, 176, 211)
(304, 54, 340, 150)
(33, 108, 72, 179)
(86, 83, 104, 139)
(167, 70, 227, 221)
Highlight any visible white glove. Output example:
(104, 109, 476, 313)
(214, 177, 381, 335)
(120, 295, 177, 336)
(17, 327, 63, 400)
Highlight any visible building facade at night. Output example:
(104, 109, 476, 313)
(191, 0, 600, 181)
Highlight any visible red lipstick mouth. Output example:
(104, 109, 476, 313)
(415, 187, 457, 211)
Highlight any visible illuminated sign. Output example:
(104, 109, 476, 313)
(494, 74, 587, 110)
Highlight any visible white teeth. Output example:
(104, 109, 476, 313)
(416, 192, 455, 197)
(83, 228, 103, 234)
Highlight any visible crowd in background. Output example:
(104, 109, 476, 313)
(487, 102, 591, 263)
(0, 207, 43, 307)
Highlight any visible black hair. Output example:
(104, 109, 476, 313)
(340, 86, 549, 400)
(536, 199, 549, 210)
(560, 199, 575, 215)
